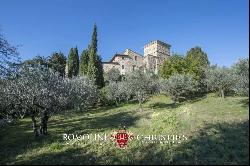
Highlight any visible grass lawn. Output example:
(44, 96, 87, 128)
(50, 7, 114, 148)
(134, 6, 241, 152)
(0, 94, 249, 165)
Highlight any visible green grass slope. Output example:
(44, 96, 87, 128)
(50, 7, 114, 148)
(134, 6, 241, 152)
(0, 94, 249, 165)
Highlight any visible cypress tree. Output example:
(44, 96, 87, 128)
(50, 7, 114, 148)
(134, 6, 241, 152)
(87, 46, 98, 81)
(96, 55, 105, 88)
(87, 23, 104, 88)
(67, 47, 79, 78)
(79, 49, 89, 76)
(72, 47, 79, 76)
(67, 48, 74, 78)
(91, 24, 97, 53)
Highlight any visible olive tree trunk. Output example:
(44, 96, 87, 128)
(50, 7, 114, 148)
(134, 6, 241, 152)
(40, 109, 49, 135)
(31, 114, 38, 137)
(220, 89, 225, 98)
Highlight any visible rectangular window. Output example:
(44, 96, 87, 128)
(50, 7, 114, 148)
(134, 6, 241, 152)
(135, 56, 137, 61)
(122, 65, 124, 69)
(122, 57, 125, 60)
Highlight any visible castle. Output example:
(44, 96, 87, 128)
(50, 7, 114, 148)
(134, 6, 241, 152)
(102, 40, 171, 74)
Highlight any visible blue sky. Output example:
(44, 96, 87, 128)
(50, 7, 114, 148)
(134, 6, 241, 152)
(0, 0, 249, 66)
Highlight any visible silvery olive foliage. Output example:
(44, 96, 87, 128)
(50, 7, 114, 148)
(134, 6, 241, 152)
(106, 81, 120, 105)
(125, 70, 158, 109)
(104, 68, 121, 84)
(3, 66, 66, 113)
(106, 81, 128, 105)
(160, 74, 198, 103)
(231, 58, 249, 96)
(0, 65, 98, 136)
(144, 70, 161, 95)
(105, 70, 159, 109)
(67, 76, 98, 110)
(1, 65, 65, 135)
(203, 66, 235, 98)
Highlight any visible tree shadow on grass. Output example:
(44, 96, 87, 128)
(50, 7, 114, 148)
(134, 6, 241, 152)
(237, 98, 249, 108)
(0, 119, 48, 164)
(83, 111, 139, 131)
(49, 111, 140, 135)
(130, 120, 249, 165)
(0, 110, 140, 164)
(14, 146, 99, 165)
(187, 93, 208, 103)
(89, 104, 123, 113)
(4, 120, 249, 165)
(171, 120, 249, 165)
(148, 93, 208, 110)
(148, 102, 181, 110)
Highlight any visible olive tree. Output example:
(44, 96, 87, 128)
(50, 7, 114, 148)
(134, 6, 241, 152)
(67, 76, 98, 110)
(106, 81, 127, 106)
(145, 70, 160, 95)
(104, 68, 121, 84)
(105, 70, 159, 110)
(231, 58, 249, 96)
(125, 70, 156, 111)
(160, 74, 198, 103)
(2, 66, 64, 136)
(1, 65, 98, 137)
(203, 66, 235, 98)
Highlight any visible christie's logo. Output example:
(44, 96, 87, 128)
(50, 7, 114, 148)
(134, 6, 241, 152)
(110, 126, 134, 149)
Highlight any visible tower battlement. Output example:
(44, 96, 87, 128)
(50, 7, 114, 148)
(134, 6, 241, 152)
(144, 40, 171, 57)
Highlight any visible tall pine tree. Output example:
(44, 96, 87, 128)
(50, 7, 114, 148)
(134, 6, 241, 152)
(87, 23, 104, 88)
(67, 47, 79, 78)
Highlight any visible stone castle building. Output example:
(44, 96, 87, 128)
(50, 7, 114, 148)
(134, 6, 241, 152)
(102, 40, 171, 74)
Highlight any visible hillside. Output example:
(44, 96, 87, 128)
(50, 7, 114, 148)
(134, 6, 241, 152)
(0, 94, 249, 165)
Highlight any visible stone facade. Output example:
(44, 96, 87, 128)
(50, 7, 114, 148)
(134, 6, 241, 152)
(102, 40, 171, 74)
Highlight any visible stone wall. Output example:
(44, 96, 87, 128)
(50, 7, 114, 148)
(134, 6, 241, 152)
(144, 40, 170, 58)
(124, 49, 144, 70)
(144, 41, 158, 57)
(102, 63, 120, 73)
(143, 40, 171, 74)
(143, 54, 157, 73)
(102, 40, 171, 75)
